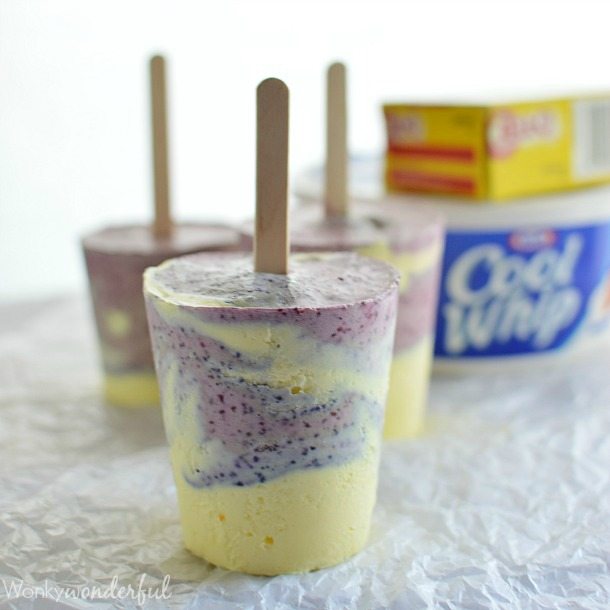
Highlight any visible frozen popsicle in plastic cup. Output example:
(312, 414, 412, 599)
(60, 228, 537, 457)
(356, 202, 443, 438)
(144, 79, 399, 574)
(82, 56, 239, 407)
(83, 224, 238, 407)
(243, 203, 443, 438)
(242, 63, 444, 437)
(144, 250, 398, 574)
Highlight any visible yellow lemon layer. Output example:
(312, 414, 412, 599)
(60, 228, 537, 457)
(357, 240, 439, 439)
(103, 309, 132, 338)
(173, 444, 379, 575)
(103, 372, 160, 408)
(384, 336, 434, 439)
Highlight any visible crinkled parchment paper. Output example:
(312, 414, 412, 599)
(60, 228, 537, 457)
(1, 297, 609, 609)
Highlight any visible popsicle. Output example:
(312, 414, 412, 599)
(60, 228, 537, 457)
(82, 56, 239, 407)
(242, 63, 444, 437)
(144, 78, 399, 575)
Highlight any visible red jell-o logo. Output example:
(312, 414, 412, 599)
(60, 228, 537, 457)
(388, 114, 425, 145)
(488, 109, 560, 158)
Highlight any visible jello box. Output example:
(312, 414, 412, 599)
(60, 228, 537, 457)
(383, 95, 610, 201)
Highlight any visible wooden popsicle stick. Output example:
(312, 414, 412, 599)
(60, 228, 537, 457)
(255, 78, 290, 274)
(149, 55, 173, 239)
(324, 62, 349, 219)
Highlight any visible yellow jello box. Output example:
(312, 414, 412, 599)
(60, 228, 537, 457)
(384, 95, 610, 201)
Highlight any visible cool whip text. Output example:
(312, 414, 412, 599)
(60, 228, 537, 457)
(442, 234, 583, 353)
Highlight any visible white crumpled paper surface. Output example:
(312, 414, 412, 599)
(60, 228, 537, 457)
(1, 296, 610, 609)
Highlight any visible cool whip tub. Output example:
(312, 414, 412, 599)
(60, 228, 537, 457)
(240, 205, 444, 438)
(295, 158, 610, 370)
(82, 223, 239, 407)
(144, 251, 399, 574)
(424, 191, 610, 370)
(355, 203, 444, 430)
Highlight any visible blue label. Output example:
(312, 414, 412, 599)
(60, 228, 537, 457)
(434, 223, 610, 358)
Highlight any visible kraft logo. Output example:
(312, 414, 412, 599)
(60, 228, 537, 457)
(508, 228, 557, 252)
(387, 113, 425, 145)
(488, 109, 561, 158)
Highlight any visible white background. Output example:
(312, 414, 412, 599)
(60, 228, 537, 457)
(3, 0, 610, 300)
